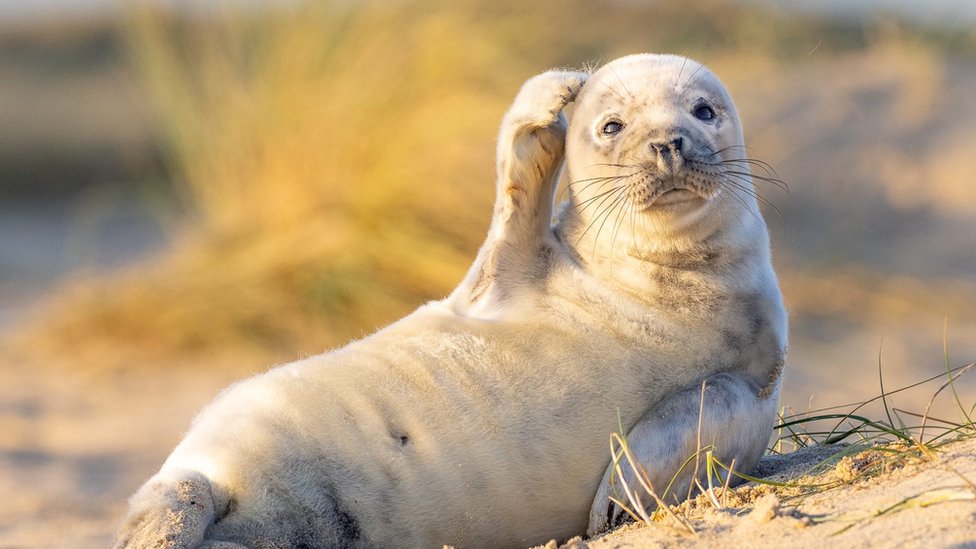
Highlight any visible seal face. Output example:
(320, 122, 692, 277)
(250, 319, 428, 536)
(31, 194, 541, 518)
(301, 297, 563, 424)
(115, 54, 787, 549)
(565, 54, 754, 247)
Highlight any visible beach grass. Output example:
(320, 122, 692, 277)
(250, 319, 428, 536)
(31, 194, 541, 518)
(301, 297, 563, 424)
(606, 349, 976, 536)
(6, 0, 940, 369)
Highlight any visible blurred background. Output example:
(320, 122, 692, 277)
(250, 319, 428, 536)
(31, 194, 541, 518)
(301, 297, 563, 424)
(1, 0, 975, 546)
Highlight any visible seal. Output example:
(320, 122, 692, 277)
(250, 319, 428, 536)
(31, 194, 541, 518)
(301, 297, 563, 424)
(114, 53, 786, 549)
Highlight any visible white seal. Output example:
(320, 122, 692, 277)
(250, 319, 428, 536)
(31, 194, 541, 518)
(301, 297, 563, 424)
(115, 53, 786, 549)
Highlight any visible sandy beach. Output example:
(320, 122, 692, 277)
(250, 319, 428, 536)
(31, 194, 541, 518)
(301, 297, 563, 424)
(2, 353, 974, 548)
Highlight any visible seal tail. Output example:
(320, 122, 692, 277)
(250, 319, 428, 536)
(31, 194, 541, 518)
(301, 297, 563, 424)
(114, 469, 226, 549)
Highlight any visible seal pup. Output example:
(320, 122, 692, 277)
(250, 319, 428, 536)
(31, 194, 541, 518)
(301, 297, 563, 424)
(562, 54, 787, 533)
(114, 53, 786, 548)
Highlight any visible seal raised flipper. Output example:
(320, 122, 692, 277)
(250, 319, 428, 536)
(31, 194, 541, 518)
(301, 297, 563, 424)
(449, 70, 588, 318)
(586, 372, 781, 536)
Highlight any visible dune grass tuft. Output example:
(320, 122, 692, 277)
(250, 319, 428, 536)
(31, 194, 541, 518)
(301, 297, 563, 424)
(606, 352, 976, 536)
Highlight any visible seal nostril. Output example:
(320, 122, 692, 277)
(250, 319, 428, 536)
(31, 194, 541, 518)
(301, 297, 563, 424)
(651, 137, 685, 155)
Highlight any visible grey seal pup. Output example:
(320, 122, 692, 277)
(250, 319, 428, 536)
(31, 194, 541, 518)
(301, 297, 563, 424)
(115, 53, 786, 548)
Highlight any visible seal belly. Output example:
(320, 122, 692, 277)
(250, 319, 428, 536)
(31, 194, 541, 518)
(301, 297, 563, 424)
(325, 320, 627, 547)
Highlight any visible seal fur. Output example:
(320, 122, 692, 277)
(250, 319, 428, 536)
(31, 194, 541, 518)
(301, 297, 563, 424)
(114, 53, 787, 548)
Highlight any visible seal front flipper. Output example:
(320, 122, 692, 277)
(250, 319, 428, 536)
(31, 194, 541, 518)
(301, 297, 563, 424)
(586, 372, 780, 536)
(450, 70, 588, 318)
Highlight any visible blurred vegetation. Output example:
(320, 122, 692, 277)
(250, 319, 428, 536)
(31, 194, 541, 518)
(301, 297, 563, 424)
(0, 20, 165, 199)
(5, 0, 975, 369)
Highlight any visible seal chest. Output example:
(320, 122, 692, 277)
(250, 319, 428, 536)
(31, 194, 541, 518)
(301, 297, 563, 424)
(114, 54, 786, 549)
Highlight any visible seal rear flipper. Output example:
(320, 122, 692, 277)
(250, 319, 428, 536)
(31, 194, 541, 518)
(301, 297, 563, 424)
(114, 469, 218, 549)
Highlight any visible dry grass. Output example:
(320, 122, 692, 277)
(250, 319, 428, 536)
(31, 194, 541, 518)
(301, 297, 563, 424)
(9, 1, 516, 366)
(0, 0, 828, 367)
(4, 0, 974, 373)
(606, 357, 976, 537)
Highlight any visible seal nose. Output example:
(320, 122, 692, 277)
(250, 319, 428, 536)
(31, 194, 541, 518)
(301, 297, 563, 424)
(650, 137, 685, 172)
(650, 137, 684, 155)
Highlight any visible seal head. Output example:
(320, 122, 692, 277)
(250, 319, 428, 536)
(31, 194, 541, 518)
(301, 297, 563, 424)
(565, 54, 754, 251)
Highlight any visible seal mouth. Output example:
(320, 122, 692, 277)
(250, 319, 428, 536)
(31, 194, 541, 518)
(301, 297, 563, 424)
(649, 188, 701, 207)
(577, 160, 731, 215)
(629, 171, 714, 210)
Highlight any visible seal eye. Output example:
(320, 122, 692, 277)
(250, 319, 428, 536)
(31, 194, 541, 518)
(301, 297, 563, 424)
(601, 121, 623, 135)
(693, 104, 715, 121)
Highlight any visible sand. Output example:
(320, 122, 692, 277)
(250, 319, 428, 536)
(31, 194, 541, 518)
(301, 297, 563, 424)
(0, 356, 246, 548)
(574, 438, 976, 549)
(1, 355, 974, 549)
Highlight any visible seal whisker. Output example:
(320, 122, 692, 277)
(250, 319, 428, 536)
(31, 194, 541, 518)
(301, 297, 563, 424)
(576, 188, 628, 252)
(568, 187, 624, 217)
(675, 56, 689, 89)
(729, 171, 789, 194)
(721, 157, 780, 176)
(720, 168, 789, 194)
(567, 174, 634, 186)
(561, 174, 632, 203)
(716, 178, 769, 230)
(609, 65, 636, 99)
(608, 189, 633, 269)
(719, 175, 783, 220)
(587, 163, 640, 170)
(574, 186, 628, 241)
(710, 157, 784, 183)
(618, 153, 649, 165)
(715, 172, 764, 200)
(573, 184, 631, 215)
(593, 191, 630, 261)
(628, 192, 638, 251)
(701, 144, 747, 158)
(594, 78, 628, 102)
(679, 61, 709, 93)
(566, 177, 627, 197)
(690, 156, 789, 194)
